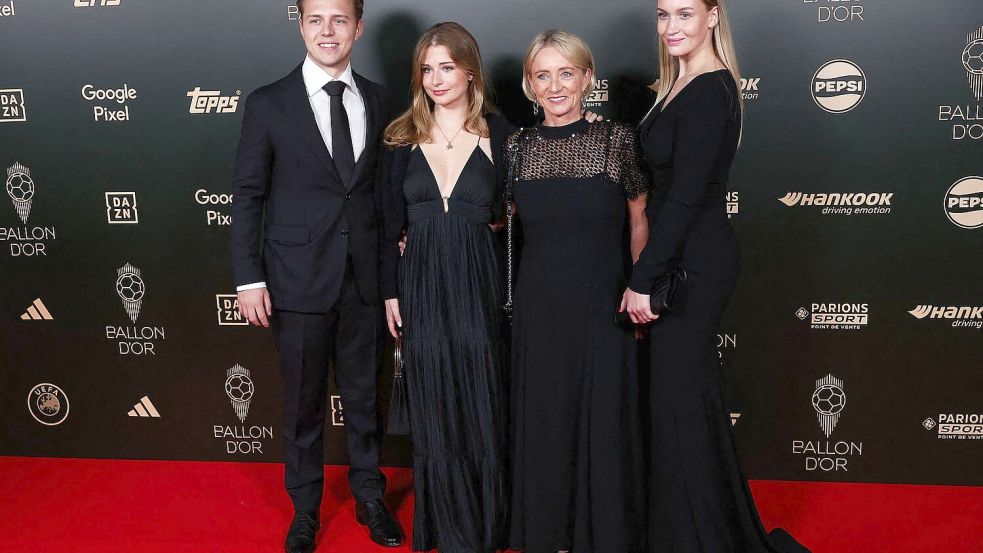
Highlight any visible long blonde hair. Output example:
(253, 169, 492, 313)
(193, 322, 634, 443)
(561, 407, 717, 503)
(652, 0, 743, 112)
(384, 22, 492, 147)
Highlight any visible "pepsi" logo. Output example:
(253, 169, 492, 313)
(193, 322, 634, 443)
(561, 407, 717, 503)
(811, 59, 867, 114)
(945, 177, 983, 229)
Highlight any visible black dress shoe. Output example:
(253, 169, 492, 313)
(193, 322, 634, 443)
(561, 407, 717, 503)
(355, 499, 404, 547)
(285, 510, 319, 553)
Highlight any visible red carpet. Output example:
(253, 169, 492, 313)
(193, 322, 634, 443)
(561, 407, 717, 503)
(0, 456, 977, 552)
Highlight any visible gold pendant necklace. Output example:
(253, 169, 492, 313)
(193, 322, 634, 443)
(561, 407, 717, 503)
(434, 121, 465, 149)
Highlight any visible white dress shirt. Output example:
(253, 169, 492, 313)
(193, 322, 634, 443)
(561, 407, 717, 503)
(302, 55, 367, 159)
(237, 56, 367, 293)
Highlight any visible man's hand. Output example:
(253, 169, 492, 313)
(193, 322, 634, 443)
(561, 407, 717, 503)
(238, 288, 272, 327)
(385, 298, 402, 338)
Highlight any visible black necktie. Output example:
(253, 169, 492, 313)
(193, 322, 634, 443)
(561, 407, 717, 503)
(323, 80, 355, 185)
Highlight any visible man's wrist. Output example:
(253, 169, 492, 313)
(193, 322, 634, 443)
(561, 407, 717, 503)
(237, 282, 267, 292)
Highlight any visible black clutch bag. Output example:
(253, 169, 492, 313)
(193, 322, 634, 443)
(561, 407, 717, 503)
(386, 333, 410, 435)
(616, 267, 688, 325)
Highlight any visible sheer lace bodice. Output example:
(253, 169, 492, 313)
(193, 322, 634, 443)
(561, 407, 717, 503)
(503, 119, 649, 200)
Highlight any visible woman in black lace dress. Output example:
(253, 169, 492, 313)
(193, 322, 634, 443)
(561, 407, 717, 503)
(623, 1, 809, 552)
(379, 23, 515, 552)
(506, 30, 649, 553)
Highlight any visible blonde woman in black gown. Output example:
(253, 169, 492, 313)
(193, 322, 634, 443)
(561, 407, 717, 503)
(623, 1, 810, 551)
(379, 22, 514, 553)
(507, 29, 649, 553)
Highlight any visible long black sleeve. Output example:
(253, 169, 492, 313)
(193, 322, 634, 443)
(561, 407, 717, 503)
(230, 91, 273, 287)
(378, 145, 408, 300)
(629, 83, 734, 293)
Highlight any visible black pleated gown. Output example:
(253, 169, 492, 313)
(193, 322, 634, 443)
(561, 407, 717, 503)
(398, 143, 509, 553)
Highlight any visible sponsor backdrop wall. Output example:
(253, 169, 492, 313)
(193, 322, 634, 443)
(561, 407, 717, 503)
(1, 0, 981, 487)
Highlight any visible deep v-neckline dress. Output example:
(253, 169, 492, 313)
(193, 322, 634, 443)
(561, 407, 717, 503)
(398, 143, 509, 553)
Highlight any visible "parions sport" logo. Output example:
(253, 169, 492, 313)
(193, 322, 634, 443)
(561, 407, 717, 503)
(923, 413, 983, 440)
(796, 303, 869, 330)
(812, 59, 866, 114)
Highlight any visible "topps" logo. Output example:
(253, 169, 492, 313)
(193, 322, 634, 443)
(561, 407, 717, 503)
(187, 87, 240, 114)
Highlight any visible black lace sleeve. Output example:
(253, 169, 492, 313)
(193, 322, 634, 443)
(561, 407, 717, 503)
(491, 121, 521, 222)
(502, 129, 522, 176)
(606, 123, 650, 200)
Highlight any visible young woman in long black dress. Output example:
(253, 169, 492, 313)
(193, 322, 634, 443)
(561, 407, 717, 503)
(379, 22, 514, 553)
(622, 1, 809, 552)
(507, 30, 649, 553)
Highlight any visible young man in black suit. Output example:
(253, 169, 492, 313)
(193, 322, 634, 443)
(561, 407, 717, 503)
(230, 0, 403, 551)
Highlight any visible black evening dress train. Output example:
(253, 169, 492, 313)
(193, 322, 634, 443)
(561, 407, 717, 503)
(379, 114, 515, 552)
(507, 119, 647, 553)
(631, 69, 810, 553)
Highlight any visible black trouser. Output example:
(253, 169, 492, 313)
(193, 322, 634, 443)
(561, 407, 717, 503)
(271, 259, 386, 511)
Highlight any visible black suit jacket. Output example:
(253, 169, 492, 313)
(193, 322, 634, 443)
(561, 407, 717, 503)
(230, 64, 390, 313)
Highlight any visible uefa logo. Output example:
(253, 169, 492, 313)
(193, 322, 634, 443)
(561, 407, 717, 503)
(944, 177, 983, 229)
(811, 59, 866, 114)
(28, 383, 70, 426)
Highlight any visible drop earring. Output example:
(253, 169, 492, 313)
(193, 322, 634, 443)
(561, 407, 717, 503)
(532, 101, 540, 116)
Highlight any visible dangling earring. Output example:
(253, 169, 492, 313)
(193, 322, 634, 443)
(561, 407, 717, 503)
(581, 95, 588, 112)
(532, 101, 540, 116)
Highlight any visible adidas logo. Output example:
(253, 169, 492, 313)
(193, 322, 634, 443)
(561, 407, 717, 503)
(127, 396, 161, 418)
(20, 298, 53, 320)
